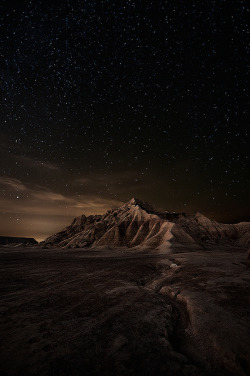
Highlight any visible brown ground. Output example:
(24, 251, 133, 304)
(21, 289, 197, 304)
(0, 247, 249, 376)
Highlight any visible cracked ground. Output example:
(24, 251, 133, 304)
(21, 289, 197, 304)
(0, 247, 249, 376)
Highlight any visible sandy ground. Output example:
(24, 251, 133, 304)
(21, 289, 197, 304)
(0, 246, 249, 376)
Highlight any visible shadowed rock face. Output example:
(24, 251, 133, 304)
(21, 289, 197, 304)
(41, 198, 250, 250)
(0, 236, 38, 246)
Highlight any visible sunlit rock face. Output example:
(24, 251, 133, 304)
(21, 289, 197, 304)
(41, 198, 250, 250)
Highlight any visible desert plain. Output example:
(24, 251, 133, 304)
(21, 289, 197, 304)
(0, 245, 249, 376)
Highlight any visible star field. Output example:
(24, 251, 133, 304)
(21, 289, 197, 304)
(0, 0, 249, 240)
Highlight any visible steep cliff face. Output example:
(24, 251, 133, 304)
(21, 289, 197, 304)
(41, 198, 250, 250)
(234, 222, 250, 247)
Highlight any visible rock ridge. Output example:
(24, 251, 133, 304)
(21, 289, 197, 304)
(41, 198, 250, 250)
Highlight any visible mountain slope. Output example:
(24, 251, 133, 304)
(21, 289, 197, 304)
(41, 198, 250, 250)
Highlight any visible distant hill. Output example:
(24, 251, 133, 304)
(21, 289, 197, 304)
(41, 198, 250, 250)
(0, 236, 38, 245)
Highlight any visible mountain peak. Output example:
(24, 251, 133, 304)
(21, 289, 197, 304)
(124, 198, 155, 212)
(127, 197, 142, 205)
(41, 198, 250, 250)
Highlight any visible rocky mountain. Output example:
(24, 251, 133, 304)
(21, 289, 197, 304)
(41, 198, 250, 250)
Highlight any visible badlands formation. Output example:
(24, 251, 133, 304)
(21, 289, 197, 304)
(42, 198, 250, 250)
(0, 199, 249, 376)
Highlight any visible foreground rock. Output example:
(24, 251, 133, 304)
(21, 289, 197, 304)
(41, 198, 250, 250)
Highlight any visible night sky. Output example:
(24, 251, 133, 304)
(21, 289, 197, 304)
(0, 0, 249, 241)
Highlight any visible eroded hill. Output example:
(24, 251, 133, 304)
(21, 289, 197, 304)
(41, 198, 250, 250)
